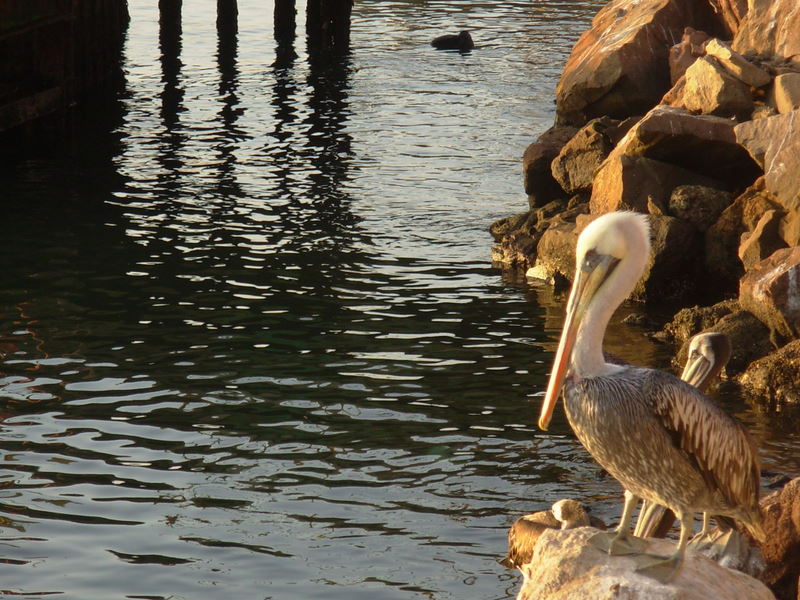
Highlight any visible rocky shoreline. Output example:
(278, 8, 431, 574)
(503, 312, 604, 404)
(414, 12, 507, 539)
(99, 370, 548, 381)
(491, 0, 800, 408)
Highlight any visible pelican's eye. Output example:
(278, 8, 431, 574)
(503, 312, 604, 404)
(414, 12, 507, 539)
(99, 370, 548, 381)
(581, 249, 601, 272)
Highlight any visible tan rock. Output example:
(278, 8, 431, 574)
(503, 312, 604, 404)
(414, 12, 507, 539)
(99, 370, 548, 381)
(662, 74, 687, 106)
(735, 111, 795, 168)
(681, 56, 754, 120)
(757, 477, 800, 600)
(533, 216, 584, 283)
(738, 340, 800, 407)
(555, 0, 723, 124)
(611, 105, 758, 187)
(738, 210, 787, 271)
(779, 211, 800, 246)
(707, 0, 748, 37)
(516, 527, 775, 600)
(551, 118, 617, 194)
(770, 72, 800, 114)
(735, 108, 800, 212)
(668, 27, 712, 84)
(704, 38, 771, 87)
(733, 0, 800, 68)
(590, 153, 722, 215)
(739, 246, 800, 342)
(523, 126, 578, 208)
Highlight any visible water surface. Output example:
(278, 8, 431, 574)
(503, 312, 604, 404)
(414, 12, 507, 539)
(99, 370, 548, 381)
(1, 2, 798, 599)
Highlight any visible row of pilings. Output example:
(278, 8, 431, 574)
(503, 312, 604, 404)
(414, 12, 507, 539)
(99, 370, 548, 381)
(0, 0, 354, 137)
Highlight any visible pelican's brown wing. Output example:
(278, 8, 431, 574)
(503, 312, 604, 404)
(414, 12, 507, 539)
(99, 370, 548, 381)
(643, 371, 761, 518)
(500, 511, 559, 568)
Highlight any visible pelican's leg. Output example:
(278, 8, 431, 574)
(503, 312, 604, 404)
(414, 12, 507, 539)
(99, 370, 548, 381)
(690, 512, 711, 541)
(634, 510, 693, 583)
(634, 500, 659, 538)
(589, 491, 644, 555)
(688, 512, 715, 549)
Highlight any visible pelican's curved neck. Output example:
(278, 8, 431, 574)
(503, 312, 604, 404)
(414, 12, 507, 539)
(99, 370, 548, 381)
(571, 253, 646, 379)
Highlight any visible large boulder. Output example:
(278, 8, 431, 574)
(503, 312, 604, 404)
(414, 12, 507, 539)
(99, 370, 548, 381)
(516, 527, 775, 600)
(708, 0, 748, 38)
(739, 246, 800, 342)
(779, 210, 800, 247)
(770, 73, 800, 114)
(555, 0, 724, 125)
(668, 27, 711, 84)
(590, 154, 721, 215)
(735, 109, 800, 212)
(550, 117, 621, 194)
(680, 56, 754, 120)
(738, 210, 787, 271)
(738, 340, 800, 406)
(528, 214, 596, 284)
(756, 477, 800, 600)
(704, 178, 783, 291)
(608, 105, 760, 188)
(523, 126, 578, 208)
(704, 38, 771, 88)
(732, 0, 800, 67)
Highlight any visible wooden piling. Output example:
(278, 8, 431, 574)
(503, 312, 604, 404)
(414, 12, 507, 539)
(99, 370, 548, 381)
(306, 0, 353, 54)
(274, 0, 296, 47)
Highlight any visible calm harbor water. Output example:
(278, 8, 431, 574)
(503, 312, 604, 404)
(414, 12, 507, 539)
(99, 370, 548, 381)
(1, 2, 798, 599)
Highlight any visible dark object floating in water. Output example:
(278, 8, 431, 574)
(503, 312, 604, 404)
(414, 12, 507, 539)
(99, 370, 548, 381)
(431, 31, 474, 51)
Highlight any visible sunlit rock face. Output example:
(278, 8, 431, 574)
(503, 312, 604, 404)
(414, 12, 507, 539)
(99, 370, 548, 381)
(739, 246, 800, 343)
(732, 0, 800, 68)
(754, 477, 800, 599)
(554, 0, 724, 125)
(515, 527, 776, 600)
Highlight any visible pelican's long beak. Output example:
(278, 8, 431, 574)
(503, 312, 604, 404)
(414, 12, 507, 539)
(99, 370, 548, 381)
(538, 252, 619, 430)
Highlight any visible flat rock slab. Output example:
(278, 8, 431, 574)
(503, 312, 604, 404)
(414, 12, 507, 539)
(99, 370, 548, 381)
(517, 527, 775, 600)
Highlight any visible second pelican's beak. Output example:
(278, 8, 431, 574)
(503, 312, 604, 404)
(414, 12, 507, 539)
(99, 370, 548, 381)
(680, 333, 732, 392)
(538, 251, 619, 430)
(680, 351, 712, 391)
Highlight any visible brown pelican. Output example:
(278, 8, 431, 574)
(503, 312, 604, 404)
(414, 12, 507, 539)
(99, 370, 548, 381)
(635, 331, 733, 539)
(537, 211, 763, 581)
(500, 499, 605, 569)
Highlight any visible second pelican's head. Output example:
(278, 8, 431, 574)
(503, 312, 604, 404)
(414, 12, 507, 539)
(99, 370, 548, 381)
(681, 331, 732, 392)
(538, 212, 650, 431)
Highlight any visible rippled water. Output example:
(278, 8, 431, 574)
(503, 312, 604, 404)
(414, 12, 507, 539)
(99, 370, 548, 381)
(1, 2, 798, 599)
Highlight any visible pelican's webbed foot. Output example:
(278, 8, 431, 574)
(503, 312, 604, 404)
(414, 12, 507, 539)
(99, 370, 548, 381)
(588, 530, 644, 556)
(633, 552, 683, 583)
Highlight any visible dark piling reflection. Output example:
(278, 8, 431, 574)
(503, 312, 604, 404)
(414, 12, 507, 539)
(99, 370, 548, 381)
(158, 0, 185, 169)
(274, 0, 298, 62)
(216, 0, 243, 195)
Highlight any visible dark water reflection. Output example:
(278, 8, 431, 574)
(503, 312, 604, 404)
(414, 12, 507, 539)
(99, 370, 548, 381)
(0, 1, 797, 599)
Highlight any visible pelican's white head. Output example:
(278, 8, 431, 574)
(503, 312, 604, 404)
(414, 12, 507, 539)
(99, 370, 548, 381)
(551, 498, 589, 529)
(538, 212, 651, 431)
